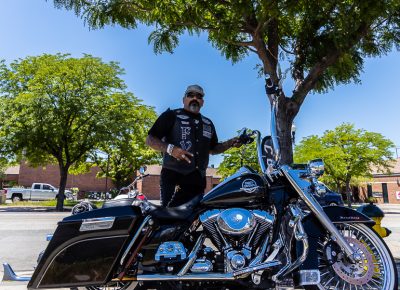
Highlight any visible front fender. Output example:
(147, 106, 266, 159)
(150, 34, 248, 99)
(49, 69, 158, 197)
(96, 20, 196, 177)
(293, 206, 375, 286)
(307, 205, 375, 226)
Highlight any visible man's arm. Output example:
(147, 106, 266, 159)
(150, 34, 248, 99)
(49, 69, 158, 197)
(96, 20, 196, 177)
(210, 137, 241, 155)
(146, 134, 193, 163)
(146, 135, 168, 153)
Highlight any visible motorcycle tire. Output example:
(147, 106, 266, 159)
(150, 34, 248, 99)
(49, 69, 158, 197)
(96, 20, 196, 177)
(303, 223, 398, 290)
(71, 281, 136, 290)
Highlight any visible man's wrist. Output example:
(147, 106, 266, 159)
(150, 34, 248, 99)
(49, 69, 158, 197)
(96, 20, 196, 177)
(167, 144, 175, 155)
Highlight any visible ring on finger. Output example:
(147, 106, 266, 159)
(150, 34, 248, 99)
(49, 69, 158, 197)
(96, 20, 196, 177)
(181, 154, 185, 159)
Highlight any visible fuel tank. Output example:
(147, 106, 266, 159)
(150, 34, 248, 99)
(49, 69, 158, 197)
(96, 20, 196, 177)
(201, 166, 267, 207)
(28, 205, 142, 289)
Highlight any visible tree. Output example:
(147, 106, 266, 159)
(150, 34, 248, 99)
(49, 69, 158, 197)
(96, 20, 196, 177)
(52, 0, 399, 164)
(294, 123, 395, 206)
(90, 104, 160, 190)
(218, 141, 259, 179)
(0, 54, 148, 210)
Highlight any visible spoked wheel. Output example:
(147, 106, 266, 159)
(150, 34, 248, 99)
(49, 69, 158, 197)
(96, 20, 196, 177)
(305, 223, 397, 290)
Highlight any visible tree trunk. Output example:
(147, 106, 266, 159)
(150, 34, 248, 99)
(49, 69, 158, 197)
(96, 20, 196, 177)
(345, 179, 352, 208)
(275, 99, 296, 165)
(56, 164, 69, 211)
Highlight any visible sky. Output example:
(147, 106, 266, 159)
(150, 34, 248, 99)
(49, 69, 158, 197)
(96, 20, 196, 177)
(1, 0, 399, 166)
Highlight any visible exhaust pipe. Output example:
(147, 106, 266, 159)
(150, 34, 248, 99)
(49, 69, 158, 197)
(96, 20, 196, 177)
(2, 263, 32, 282)
(133, 260, 281, 281)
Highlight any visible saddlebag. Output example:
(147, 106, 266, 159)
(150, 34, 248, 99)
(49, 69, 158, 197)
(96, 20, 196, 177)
(28, 205, 141, 289)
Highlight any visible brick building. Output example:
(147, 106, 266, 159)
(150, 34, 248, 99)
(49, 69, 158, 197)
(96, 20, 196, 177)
(1, 162, 112, 192)
(136, 165, 221, 200)
(358, 158, 400, 204)
(1, 163, 221, 200)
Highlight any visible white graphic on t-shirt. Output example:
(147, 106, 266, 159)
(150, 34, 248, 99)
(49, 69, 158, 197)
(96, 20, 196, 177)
(181, 127, 191, 140)
(180, 140, 192, 151)
(203, 124, 212, 139)
(177, 114, 189, 120)
(202, 117, 211, 125)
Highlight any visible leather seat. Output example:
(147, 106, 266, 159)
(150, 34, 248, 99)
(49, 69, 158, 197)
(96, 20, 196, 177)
(148, 195, 202, 221)
(102, 198, 136, 208)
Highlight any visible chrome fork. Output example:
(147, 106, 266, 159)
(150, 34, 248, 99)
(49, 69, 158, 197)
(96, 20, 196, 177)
(280, 166, 357, 262)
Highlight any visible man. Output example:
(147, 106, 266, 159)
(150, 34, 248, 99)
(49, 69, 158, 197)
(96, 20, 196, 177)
(146, 84, 242, 207)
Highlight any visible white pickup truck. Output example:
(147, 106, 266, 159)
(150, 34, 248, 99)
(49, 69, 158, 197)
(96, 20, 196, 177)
(5, 183, 72, 202)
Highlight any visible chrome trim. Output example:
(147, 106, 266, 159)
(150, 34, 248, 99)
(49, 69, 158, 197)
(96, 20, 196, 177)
(178, 233, 205, 276)
(217, 208, 256, 235)
(307, 159, 325, 178)
(270, 97, 280, 163)
(79, 217, 115, 232)
(137, 273, 235, 281)
(155, 242, 187, 262)
(248, 235, 269, 267)
(135, 260, 281, 281)
(298, 270, 321, 286)
(272, 205, 309, 282)
(2, 263, 32, 281)
(120, 215, 152, 266)
(280, 166, 355, 259)
(254, 130, 267, 174)
(233, 260, 281, 278)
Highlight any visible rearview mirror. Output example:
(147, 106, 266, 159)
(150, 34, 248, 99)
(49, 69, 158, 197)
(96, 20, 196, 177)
(139, 166, 147, 175)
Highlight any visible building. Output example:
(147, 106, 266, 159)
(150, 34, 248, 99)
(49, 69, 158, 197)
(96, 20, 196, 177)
(1, 162, 112, 192)
(1, 163, 222, 200)
(136, 165, 221, 200)
(359, 158, 400, 204)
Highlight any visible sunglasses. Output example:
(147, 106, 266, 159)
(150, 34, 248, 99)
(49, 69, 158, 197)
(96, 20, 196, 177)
(186, 93, 204, 99)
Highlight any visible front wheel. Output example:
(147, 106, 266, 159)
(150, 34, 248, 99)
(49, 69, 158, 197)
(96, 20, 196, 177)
(304, 223, 398, 290)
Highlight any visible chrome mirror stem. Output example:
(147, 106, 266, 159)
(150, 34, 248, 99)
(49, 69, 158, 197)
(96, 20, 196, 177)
(270, 97, 280, 164)
(254, 130, 267, 174)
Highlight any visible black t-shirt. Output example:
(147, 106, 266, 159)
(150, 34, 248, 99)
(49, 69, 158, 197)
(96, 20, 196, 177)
(148, 108, 219, 150)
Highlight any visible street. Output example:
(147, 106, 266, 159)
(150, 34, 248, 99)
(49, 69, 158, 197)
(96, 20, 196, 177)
(0, 208, 400, 289)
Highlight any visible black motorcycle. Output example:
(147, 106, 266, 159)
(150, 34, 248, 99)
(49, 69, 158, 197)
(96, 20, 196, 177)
(5, 80, 398, 290)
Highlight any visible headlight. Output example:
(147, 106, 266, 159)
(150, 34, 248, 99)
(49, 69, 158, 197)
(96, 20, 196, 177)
(308, 159, 324, 177)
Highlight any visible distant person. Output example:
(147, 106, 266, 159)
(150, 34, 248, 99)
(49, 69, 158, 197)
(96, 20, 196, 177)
(146, 84, 242, 207)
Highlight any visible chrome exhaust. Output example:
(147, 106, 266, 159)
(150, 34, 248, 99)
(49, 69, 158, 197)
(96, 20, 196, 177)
(135, 260, 280, 281)
(2, 263, 32, 282)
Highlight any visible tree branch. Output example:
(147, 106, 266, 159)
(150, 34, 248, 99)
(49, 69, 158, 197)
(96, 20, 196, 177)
(292, 22, 371, 107)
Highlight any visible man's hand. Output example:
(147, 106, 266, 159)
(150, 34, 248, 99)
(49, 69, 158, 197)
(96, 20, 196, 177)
(230, 137, 243, 148)
(171, 147, 193, 163)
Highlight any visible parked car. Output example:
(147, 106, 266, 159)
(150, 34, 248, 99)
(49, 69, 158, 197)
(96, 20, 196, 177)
(5, 183, 72, 202)
(315, 182, 344, 206)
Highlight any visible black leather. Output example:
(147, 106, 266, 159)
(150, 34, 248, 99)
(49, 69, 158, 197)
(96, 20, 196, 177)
(102, 198, 136, 208)
(148, 195, 202, 221)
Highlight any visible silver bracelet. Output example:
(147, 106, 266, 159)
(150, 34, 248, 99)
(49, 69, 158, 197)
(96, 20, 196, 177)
(167, 144, 174, 155)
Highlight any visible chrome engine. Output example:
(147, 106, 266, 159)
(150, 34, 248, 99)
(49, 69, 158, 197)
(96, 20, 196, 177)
(200, 208, 274, 273)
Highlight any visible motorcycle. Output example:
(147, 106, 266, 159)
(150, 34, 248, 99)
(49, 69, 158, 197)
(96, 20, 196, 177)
(4, 78, 398, 290)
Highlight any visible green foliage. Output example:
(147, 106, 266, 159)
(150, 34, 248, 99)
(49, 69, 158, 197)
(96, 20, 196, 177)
(83, 102, 160, 189)
(0, 54, 151, 209)
(218, 140, 259, 179)
(52, 0, 400, 164)
(53, 0, 399, 91)
(294, 123, 395, 192)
